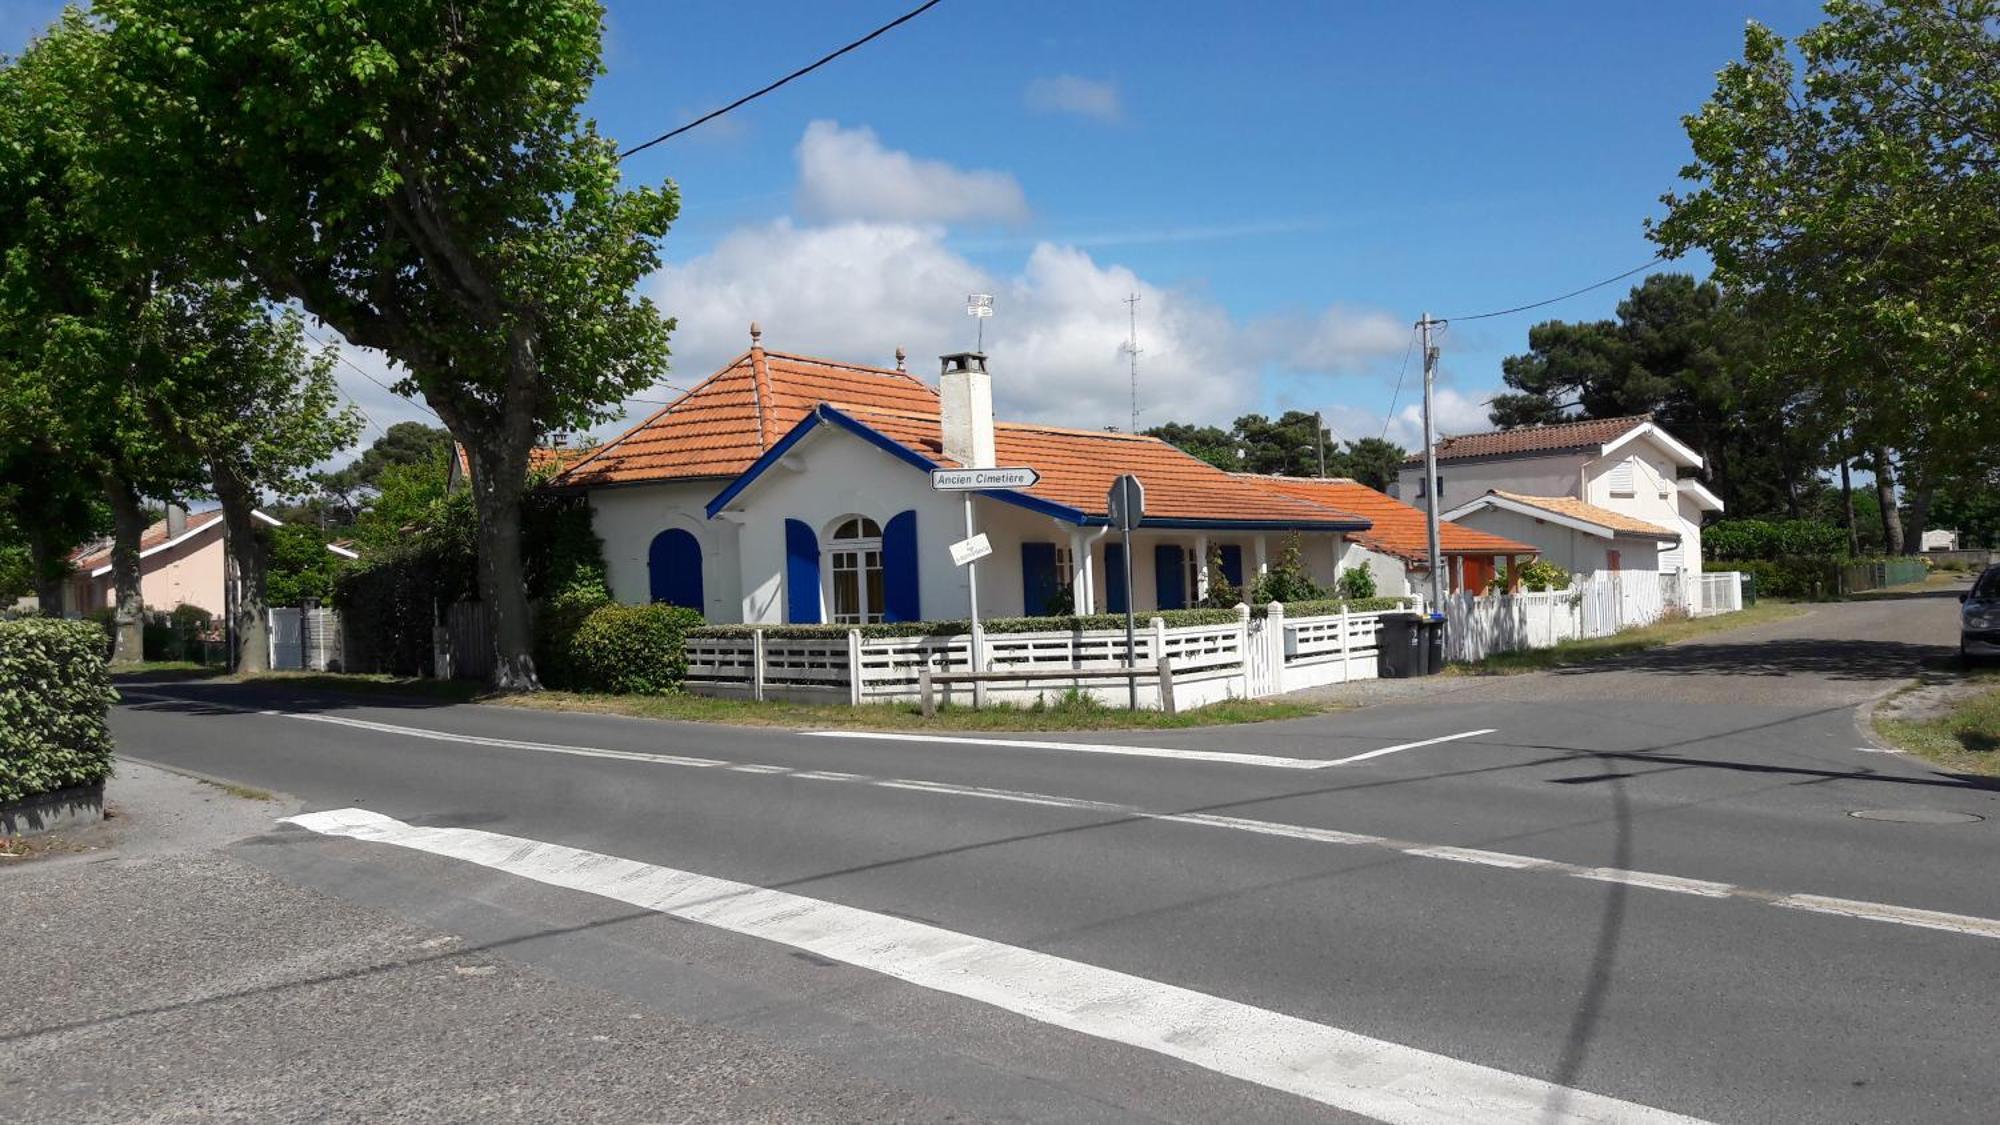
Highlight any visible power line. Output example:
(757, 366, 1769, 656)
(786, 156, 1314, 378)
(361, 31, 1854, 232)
(618, 0, 947, 160)
(301, 325, 446, 424)
(1379, 328, 1418, 441)
(1438, 257, 1665, 323)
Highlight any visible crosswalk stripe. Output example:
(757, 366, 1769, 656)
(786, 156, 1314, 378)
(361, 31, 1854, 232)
(283, 807, 1710, 1125)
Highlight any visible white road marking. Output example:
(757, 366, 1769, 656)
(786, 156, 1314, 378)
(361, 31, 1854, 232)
(1849, 746, 1902, 755)
(802, 727, 1498, 770)
(1403, 845, 1550, 870)
(1774, 894, 2000, 940)
(126, 691, 2000, 944)
(1318, 728, 1499, 766)
(1574, 869, 1735, 898)
(283, 807, 1709, 1125)
(801, 730, 1328, 769)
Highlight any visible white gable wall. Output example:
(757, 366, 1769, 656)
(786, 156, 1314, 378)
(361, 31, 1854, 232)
(1446, 505, 1666, 578)
(1394, 452, 1587, 514)
(589, 479, 743, 621)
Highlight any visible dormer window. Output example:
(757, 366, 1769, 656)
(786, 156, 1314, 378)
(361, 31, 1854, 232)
(1608, 461, 1636, 498)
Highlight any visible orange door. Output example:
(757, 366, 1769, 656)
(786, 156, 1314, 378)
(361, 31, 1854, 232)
(1606, 550, 1622, 573)
(1459, 556, 1495, 593)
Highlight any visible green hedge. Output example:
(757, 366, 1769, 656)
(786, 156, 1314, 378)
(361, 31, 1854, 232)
(1706, 556, 1840, 600)
(0, 618, 117, 805)
(1707, 519, 1849, 562)
(551, 603, 706, 695)
(1269, 597, 1406, 617)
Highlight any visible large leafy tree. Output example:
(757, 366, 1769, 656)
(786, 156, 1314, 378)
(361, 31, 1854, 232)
(0, 17, 205, 656)
(1487, 274, 1831, 516)
(94, 0, 678, 688)
(143, 283, 360, 671)
(1651, 0, 1999, 548)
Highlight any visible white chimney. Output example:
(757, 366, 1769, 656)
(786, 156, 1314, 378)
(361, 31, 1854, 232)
(938, 352, 995, 469)
(165, 503, 188, 539)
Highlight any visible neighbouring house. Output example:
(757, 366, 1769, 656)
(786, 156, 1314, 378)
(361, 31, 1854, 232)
(1236, 474, 1540, 596)
(551, 328, 1387, 625)
(1392, 415, 1723, 579)
(1921, 528, 1959, 552)
(446, 442, 587, 492)
(62, 505, 359, 617)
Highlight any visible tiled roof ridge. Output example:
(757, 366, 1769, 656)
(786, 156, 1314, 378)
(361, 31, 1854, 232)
(1486, 489, 1677, 538)
(996, 421, 1159, 442)
(1441, 412, 1652, 446)
(761, 347, 940, 394)
(1235, 472, 1362, 484)
(749, 345, 775, 452)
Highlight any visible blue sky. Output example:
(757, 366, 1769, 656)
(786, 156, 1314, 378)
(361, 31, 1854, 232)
(4, 0, 1831, 452)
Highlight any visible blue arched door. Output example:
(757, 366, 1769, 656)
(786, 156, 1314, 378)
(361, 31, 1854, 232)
(648, 529, 704, 611)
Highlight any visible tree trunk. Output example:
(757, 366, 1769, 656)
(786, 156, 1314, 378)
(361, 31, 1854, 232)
(1903, 472, 1934, 558)
(465, 415, 541, 692)
(104, 473, 147, 665)
(27, 527, 66, 617)
(1870, 446, 1904, 556)
(213, 462, 270, 673)
(1839, 450, 1859, 557)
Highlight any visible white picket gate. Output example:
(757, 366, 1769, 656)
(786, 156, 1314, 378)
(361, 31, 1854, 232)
(268, 608, 303, 669)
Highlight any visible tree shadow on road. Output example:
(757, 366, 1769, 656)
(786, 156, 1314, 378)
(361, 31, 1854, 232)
(1549, 637, 1955, 681)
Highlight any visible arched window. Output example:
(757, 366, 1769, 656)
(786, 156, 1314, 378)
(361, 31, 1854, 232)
(826, 516, 884, 624)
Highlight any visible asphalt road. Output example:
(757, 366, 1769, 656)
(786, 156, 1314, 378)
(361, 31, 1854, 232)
(32, 588, 2000, 1123)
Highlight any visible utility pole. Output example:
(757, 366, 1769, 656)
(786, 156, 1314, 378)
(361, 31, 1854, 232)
(1417, 313, 1444, 613)
(1313, 410, 1327, 478)
(1124, 293, 1141, 434)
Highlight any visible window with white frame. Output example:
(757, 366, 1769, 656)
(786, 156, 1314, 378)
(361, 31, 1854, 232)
(1055, 545, 1074, 589)
(1608, 460, 1636, 497)
(1184, 547, 1202, 601)
(826, 516, 884, 625)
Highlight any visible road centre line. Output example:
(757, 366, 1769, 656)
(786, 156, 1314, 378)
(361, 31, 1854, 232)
(283, 807, 1709, 1125)
(800, 728, 1499, 770)
(123, 692, 2000, 942)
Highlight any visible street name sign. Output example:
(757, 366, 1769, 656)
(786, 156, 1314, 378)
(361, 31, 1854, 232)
(932, 467, 1040, 491)
(949, 533, 993, 567)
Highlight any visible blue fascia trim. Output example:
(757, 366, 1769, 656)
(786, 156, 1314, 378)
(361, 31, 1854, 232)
(1073, 515, 1374, 532)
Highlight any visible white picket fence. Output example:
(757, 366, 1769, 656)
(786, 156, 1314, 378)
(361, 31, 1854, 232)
(1442, 571, 1745, 663)
(685, 601, 1408, 711)
(267, 607, 344, 671)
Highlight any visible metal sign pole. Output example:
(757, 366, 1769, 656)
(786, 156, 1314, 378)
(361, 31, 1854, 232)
(1122, 521, 1136, 709)
(965, 493, 981, 693)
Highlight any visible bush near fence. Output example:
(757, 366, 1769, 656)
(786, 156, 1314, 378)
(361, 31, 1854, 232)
(0, 618, 117, 805)
(1707, 555, 1927, 599)
(1705, 519, 1850, 561)
(546, 603, 707, 695)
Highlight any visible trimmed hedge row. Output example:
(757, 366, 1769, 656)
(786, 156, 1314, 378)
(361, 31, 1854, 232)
(1706, 518, 1849, 561)
(689, 600, 1409, 641)
(0, 618, 117, 806)
(1706, 556, 1840, 600)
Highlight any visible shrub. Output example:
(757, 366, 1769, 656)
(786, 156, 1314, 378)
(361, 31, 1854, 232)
(143, 604, 215, 662)
(1708, 556, 1840, 600)
(1515, 558, 1572, 591)
(1197, 544, 1244, 609)
(1335, 566, 1377, 600)
(0, 618, 117, 805)
(559, 603, 706, 695)
(532, 586, 612, 691)
(1274, 597, 1405, 617)
(1248, 533, 1327, 605)
(1706, 519, 1848, 561)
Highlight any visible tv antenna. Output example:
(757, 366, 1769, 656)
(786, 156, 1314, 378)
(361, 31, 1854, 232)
(966, 293, 993, 352)
(1123, 292, 1142, 434)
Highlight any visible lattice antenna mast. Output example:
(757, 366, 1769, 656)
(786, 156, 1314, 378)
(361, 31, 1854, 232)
(1124, 293, 1142, 433)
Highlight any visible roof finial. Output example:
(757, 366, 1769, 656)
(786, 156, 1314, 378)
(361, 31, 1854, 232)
(749, 321, 762, 348)
(894, 345, 907, 372)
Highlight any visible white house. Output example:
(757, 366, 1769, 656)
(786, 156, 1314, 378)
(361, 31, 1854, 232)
(553, 327, 1385, 624)
(1391, 414, 1724, 580)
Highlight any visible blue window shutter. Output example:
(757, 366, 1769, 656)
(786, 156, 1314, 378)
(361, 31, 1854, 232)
(1154, 544, 1186, 610)
(648, 529, 705, 611)
(1105, 542, 1127, 614)
(1219, 544, 1244, 589)
(882, 509, 920, 622)
(1020, 542, 1057, 616)
(784, 519, 821, 624)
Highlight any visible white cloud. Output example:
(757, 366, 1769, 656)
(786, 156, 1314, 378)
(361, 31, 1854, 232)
(794, 120, 1029, 224)
(1316, 387, 1498, 453)
(1024, 75, 1123, 123)
(645, 220, 1253, 428)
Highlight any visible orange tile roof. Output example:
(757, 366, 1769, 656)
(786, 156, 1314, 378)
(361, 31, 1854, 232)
(560, 348, 940, 486)
(1408, 414, 1652, 464)
(1484, 490, 1679, 540)
(69, 509, 225, 573)
(565, 345, 1368, 526)
(1241, 475, 1540, 562)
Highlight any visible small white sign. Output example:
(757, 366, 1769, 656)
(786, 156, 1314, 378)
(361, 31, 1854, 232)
(949, 533, 993, 567)
(932, 466, 1040, 491)
(966, 293, 994, 317)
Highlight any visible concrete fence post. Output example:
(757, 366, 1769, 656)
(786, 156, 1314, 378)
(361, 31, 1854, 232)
(846, 628, 862, 706)
(1339, 607, 1351, 683)
(1235, 602, 1252, 698)
(751, 629, 767, 702)
(1265, 601, 1285, 697)
(970, 621, 987, 708)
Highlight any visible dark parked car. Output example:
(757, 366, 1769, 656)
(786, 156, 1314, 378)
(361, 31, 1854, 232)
(1961, 565, 2000, 661)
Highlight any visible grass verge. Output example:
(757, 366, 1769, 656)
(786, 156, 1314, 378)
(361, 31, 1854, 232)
(209, 672, 1332, 730)
(1450, 601, 1808, 675)
(1875, 669, 2000, 778)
